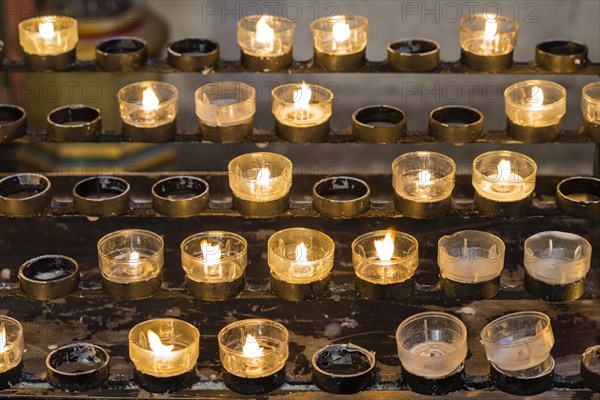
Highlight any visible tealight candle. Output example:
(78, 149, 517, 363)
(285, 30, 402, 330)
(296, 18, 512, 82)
(392, 151, 456, 218)
(117, 81, 179, 142)
(0, 316, 23, 389)
(352, 229, 418, 300)
(438, 230, 505, 299)
(396, 312, 467, 395)
(268, 228, 334, 301)
(181, 231, 248, 301)
(505, 80, 567, 142)
(18, 15, 78, 71)
(459, 13, 518, 71)
(311, 15, 368, 71)
(129, 318, 199, 393)
(582, 82, 600, 141)
(524, 231, 592, 301)
(97, 229, 164, 300)
(228, 152, 292, 217)
(237, 15, 295, 71)
(218, 319, 288, 395)
(472, 150, 537, 217)
(195, 81, 256, 143)
(272, 82, 333, 143)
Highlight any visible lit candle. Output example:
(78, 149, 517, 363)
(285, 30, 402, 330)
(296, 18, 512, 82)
(0, 316, 24, 380)
(310, 15, 368, 71)
(237, 15, 295, 70)
(18, 16, 78, 57)
(581, 82, 600, 140)
(255, 17, 275, 53)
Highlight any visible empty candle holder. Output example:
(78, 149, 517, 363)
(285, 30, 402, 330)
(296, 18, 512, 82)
(312, 343, 375, 394)
(311, 15, 368, 72)
(0, 173, 52, 217)
(47, 105, 102, 142)
(0, 105, 27, 143)
(73, 176, 130, 217)
(556, 176, 600, 219)
(396, 312, 467, 395)
(459, 13, 518, 71)
(387, 39, 440, 72)
(237, 15, 295, 71)
(272, 82, 333, 143)
(195, 81, 256, 143)
(129, 318, 199, 393)
(352, 229, 418, 300)
(118, 81, 178, 142)
(392, 151, 456, 219)
(0, 316, 24, 389)
(582, 81, 600, 141)
(181, 231, 247, 301)
(151, 176, 209, 217)
(18, 255, 80, 300)
(428, 105, 484, 143)
(218, 319, 288, 395)
(97, 229, 164, 300)
(228, 152, 292, 217)
(472, 150, 537, 217)
(352, 105, 407, 143)
(581, 345, 600, 392)
(524, 231, 591, 301)
(167, 38, 219, 71)
(312, 176, 371, 218)
(505, 80, 566, 143)
(268, 228, 334, 301)
(18, 15, 78, 71)
(438, 230, 505, 300)
(481, 311, 555, 396)
(535, 40, 588, 72)
(46, 343, 110, 392)
(96, 37, 148, 72)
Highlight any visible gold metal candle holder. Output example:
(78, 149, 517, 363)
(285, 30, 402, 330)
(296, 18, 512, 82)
(129, 318, 200, 393)
(0, 173, 52, 217)
(18, 15, 78, 71)
(237, 15, 295, 71)
(218, 319, 289, 395)
(311, 343, 376, 394)
(582, 82, 600, 141)
(0, 316, 24, 389)
(0, 105, 27, 143)
(97, 229, 164, 300)
(268, 228, 335, 301)
(181, 231, 247, 301)
(311, 15, 368, 71)
(18, 255, 80, 300)
(46, 343, 110, 392)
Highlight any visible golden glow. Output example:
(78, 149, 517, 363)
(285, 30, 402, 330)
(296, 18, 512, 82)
(242, 334, 264, 357)
(39, 21, 55, 40)
(147, 330, 174, 356)
(295, 242, 308, 262)
(256, 167, 271, 185)
(483, 17, 498, 41)
(529, 86, 544, 110)
(129, 251, 140, 263)
(255, 16, 275, 49)
(201, 241, 222, 264)
(418, 170, 432, 185)
(142, 88, 160, 112)
(293, 82, 312, 111)
(0, 324, 6, 353)
(497, 159, 512, 181)
(374, 229, 395, 262)
(332, 21, 351, 46)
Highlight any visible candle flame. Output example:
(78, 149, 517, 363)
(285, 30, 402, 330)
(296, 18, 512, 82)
(142, 88, 160, 112)
(129, 251, 140, 263)
(201, 241, 222, 264)
(256, 167, 271, 185)
(295, 242, 308, 262)
(497, 159, 512, 181)
(255, 16, 275, 48)
(483, 17, 498, 41)
(147, 330, 174, 355)
(374, 229, 395, 262)
(39, 21, 55, 40)
(332, 21, 351, 44)
(242, 334, 264, 357)
(529, 86, 544, 110)
(0, 324, 6, 353)
(418, 170, 432, 185)
(293, 82, 312, 111)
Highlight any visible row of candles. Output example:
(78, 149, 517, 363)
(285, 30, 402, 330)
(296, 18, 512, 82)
(0, 310, 571, 395)
(11, 14, 592, 72)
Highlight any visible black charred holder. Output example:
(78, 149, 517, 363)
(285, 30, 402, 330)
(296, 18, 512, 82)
(0, 35, 598, 400)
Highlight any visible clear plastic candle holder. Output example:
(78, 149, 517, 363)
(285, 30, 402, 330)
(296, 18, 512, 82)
(268, 228, 334, 284)
(181, 231, 247, 283)
(524, 231, 592, 285)
(272, 83, 333, 128)
(582, 82, 600, 137)
(396, 312, 468, 378)
(392, 151, 456, 203)
(310, 15, 368, 56)
(218, 319, 289, 379)
(0, 316, 24, 373)
(505, 80, 566, 128)
(237, 15, 295, 57)
(195, 82, 256, 128)
(352, 230, 418, 285)
(118, 81, 178, 128)
(473, 150, 537, 202)
(460, 14, 518, 56)
(18, 16, 78, 56)
(438, 230, 505, 283)
(481, 311, 554, 372)
(129, 318, 199, 378)
(97, 229, 164, 284)
(228, 152, 292, 202)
